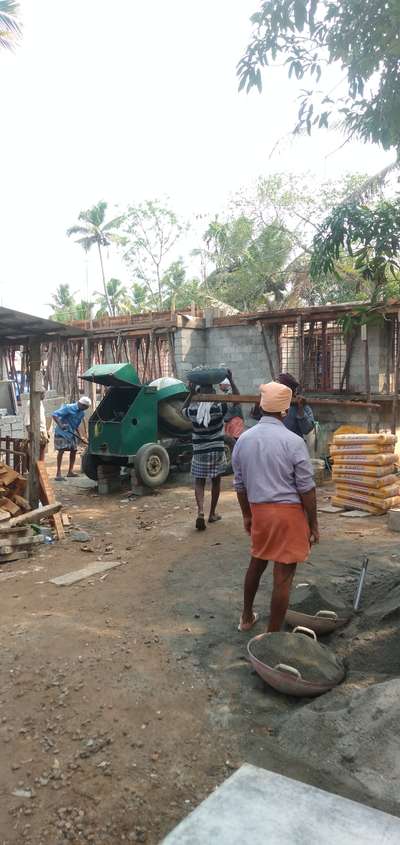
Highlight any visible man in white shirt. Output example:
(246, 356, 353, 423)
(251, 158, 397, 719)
(25, 391, 49, 461)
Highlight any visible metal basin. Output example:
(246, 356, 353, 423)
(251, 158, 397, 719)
(285, 608, 352, 635)
(247, 627, 345, 698)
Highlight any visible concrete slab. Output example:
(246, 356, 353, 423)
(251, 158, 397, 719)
(49, 560, 125, 586)
(161, 764, 400, 845)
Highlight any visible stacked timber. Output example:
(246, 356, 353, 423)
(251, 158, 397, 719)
(0, 463, 30, 521)
(330, 433, 400, 514)
(0, 524, 44, 563)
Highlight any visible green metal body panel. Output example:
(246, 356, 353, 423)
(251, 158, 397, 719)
(82, 363, 140, 387)
(88, 386, 158, 458)
(82, 367, 190, 461)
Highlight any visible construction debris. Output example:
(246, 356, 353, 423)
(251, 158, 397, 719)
(49, 559, 125, 586)
(0, 461, 29, 521)
(0, 525, 44, 563)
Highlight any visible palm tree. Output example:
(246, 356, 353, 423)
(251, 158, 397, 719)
(95, 278, 130, 318)
(67, 201, 124, 316)
(0, 1, 21, 50)
(48, 284, 77, 322)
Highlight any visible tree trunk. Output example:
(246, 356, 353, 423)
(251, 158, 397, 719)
(97, 241, 112, 316)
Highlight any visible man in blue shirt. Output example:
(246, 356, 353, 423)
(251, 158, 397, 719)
(52, 396, 91, 481)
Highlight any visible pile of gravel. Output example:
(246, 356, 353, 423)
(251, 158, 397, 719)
(277, 678, 400, 812)
(250, 632, 346, 685)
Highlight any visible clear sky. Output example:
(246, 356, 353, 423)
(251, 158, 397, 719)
(0, 0, 393, 317)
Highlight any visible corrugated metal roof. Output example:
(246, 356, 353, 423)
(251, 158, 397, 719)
(0, 307, 87, 341)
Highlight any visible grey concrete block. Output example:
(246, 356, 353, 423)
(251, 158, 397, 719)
(162, 764, 400, 844)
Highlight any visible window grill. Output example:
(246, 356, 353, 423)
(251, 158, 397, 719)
(279, 320, 347, 391)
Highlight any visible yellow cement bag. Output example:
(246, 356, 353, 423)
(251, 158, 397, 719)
(332, 472, 398, 490)
(336, 483, 400, 501)
(330, 445, 394, 457)
(333, 433, 396, 446)
(332, 495, 386, 515)
(331, 463, 395, 478)
(332, 453, 395, 466)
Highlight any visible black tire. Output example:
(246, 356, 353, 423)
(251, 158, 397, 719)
(223, 435, 235, 476)
(81, 449, 101, 481)
(135, 443, 170, 488)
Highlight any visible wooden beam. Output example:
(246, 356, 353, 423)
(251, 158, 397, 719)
(391, 313, 400, 434)
(362, 324, 372, 432)
(28, 337, 42, 509)
(0, 502, 62, 530)
(36, 461, 65, 540)
(257, 321, 276, 380)
(195, 393, 381, 409)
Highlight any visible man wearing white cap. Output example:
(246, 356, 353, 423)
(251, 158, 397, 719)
(52, 396, 91, 481)
(232, 381, 319, 633)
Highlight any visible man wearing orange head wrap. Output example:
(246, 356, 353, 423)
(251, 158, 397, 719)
(232, 381, 319, 632)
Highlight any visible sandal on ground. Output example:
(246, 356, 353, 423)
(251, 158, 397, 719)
(196, 514, 206, 531)
(208, 514, 222, 523)
(67, 472, 79, 478)
(238, 612, 259, 632)
(54, 476, 66, 482)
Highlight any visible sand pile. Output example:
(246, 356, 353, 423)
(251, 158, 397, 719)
(289, 583, 352, 617)
(278, 679, 400, 809)
(250, 632, 345, 685)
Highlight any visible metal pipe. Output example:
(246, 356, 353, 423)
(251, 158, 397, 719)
(353, 556, 369, 611)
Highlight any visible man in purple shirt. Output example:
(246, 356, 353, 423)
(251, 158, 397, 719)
(232, 381, 319, 633)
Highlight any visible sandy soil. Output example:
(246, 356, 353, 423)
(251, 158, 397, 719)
(1, 464, 400, 844)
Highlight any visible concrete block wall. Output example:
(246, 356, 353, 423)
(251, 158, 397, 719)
(174, 328, 207, 380)
(175, 324, 277, 392)
(0, 391, 65, 441)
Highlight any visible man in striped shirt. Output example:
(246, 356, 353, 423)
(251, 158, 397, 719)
(183, 383, 228, 531)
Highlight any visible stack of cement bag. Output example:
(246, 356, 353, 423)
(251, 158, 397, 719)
(330, 432, 400, 514)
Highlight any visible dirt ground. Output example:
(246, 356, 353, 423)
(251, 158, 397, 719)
(1, 460, 400, 844)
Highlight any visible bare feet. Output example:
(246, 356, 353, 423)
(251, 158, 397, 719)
(208, 514, 222, 524)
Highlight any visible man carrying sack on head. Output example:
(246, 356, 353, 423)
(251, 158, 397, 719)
(232, 381, 319, 633)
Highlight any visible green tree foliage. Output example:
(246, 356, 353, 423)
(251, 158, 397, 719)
(67, 201, 124, 316)
(238, 0, 400, 151)
(202, 214, 293, 310)
(310, 198, 400, 302)
(48, 284, 78, 323)
(94, 278, 130, 318)
(161, 259, 203, 310)
(123, 200, 186, 309)
(0, 1, 21, 50)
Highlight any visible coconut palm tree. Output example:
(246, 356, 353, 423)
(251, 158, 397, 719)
(0, 1, 21, 50)
(95, 278, 130, 318)
(48, 284, 77, 322)
(67, 201, 124, 316)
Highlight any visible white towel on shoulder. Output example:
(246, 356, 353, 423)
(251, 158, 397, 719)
(196, 402, 211, 428)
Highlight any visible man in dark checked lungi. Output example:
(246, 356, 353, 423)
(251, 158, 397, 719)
(232, 381, 319, 633)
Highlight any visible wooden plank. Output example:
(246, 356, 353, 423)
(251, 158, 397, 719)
(0, 509, 11, 523)
(363, 328, 372, 433)
(195, 393, 381, 409)
(0, 502, 62, 529)
(0, 550, 29, 564)
(0, 534, 42, 551)
(36, 461, 65, 540)
(28, 337, 42, 508)
(392, 313, 400, 434)
(50, 559, 124, 586)
(12, 494, 31, 512)
(258, 322, 276, 380)
(0, 497, 20, 516)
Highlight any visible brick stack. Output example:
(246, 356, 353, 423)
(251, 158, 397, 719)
(330, 432, 400, 514)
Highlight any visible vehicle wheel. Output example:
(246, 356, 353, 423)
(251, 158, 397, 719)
(81, 449, 100, 481)
(223, 435, 235, 476)
(135, 443, 170, 488)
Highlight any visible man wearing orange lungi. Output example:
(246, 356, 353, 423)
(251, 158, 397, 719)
(232, 381, 319, 633)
